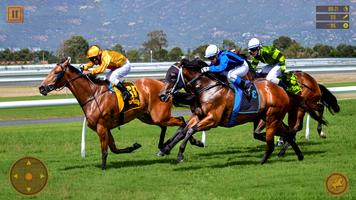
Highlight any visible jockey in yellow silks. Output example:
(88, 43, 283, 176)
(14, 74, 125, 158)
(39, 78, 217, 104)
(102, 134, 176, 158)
(82, 45, 131, 101)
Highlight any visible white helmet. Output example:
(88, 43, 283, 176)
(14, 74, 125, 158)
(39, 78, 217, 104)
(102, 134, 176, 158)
(205, 44, 219, 58)
(248, 38, 262, 49)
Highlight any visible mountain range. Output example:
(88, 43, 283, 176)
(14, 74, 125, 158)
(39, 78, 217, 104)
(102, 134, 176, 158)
(1, 0, 355, 52)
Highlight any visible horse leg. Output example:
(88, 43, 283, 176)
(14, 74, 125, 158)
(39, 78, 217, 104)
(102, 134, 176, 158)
(260, 120, 277, 164)
(158, 126, 167, 149)
(317, 104, 326, 138)
(177, 126, 197, 162)
(176, 113, 218, 162)
(158, 125, 187, 156)
(253, 119, 266, 142)
(96, 125, 109, 170)
(164, 116, 204, 148)
(279, 123, 303, 160)
(108, 130, 142, 154)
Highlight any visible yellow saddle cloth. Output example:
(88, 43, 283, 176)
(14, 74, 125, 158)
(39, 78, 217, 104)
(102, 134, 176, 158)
(113, 82, 141, 113)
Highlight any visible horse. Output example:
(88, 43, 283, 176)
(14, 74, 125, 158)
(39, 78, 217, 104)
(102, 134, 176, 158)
(245, 67, 340, 152)
(38, 57, 203, 170)
(158, 58, 304, 164)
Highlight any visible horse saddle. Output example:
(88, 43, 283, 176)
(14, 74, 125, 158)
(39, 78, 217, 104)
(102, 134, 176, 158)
(111, 82, 141, 113)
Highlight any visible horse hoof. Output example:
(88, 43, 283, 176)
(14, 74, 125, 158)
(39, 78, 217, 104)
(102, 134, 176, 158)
(277, 151, 286, 157)
(196, 141, 205, 148)
(133, 143, 142, 150)
(157, 150, 165, 157)
(177, 155, 184, 163)
(298, 154, 304, 161)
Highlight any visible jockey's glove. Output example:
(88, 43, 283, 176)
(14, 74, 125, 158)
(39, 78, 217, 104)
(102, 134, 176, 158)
(79, 64, 86, 71)
(201, 67, 210, 73)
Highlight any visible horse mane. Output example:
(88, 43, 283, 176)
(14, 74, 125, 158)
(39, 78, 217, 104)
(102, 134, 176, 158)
(181, 58, 208, 70)
(58, 58, 107, 85)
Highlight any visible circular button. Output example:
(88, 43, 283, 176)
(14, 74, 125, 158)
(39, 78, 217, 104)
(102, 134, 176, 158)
(325, 172, 349, 196)
(10, 157, 48, 195)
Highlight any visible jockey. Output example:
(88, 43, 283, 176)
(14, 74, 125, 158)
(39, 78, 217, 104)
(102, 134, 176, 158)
(201, 44, 251, 97)
(82, 45, 131, 101)
(248, 38, 287, 89)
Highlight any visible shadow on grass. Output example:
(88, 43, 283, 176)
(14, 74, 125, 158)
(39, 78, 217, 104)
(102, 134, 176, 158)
(60, 158, 177, 170)
(96, 158, 177, 169)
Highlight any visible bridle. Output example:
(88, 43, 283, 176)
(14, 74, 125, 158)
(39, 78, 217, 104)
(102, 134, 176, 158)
(164, 64, 224, 98)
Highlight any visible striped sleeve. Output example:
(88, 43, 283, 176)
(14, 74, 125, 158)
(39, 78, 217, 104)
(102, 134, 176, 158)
(251, 58, 259, 69)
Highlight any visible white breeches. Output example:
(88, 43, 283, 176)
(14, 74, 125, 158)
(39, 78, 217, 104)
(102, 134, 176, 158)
(265, 65, 282, 84)
(227, 60, 249, 82)
(106, 60, 132, 85)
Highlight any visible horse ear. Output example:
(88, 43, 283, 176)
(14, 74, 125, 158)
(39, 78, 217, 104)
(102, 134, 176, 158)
(67, 57, 72, 64)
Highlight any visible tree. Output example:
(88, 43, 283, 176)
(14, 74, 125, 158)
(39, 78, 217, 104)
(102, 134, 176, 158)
(126, 49, 140, 62)
(142, 30, 168, 61)
(57, 36, 89, 63)
(191, 44, 209, 59)
(222, 39, 237, 50)
(155, 49, 168, 62)
(335, 44, 355, 57)
(273, 36, 297, 51)
(34, 50, 59, 63)
(112, 44, 124, 54)
(313, 44, 334, 57)
(18, 48, 33, 61)
(168, 47, 184, 61)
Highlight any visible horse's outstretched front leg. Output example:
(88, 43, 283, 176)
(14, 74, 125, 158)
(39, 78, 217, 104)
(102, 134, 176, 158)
(108, 130, 142, 154)
(161, 116, 205, 148)
(177, 113, 218, 162)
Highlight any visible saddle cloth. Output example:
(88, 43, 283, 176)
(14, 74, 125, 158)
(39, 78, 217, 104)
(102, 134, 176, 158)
(228, 83, 260, 127)
(111, 82, 141, 113)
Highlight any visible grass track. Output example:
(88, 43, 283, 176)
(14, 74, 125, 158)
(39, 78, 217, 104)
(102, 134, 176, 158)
(0, 99, 355, 199)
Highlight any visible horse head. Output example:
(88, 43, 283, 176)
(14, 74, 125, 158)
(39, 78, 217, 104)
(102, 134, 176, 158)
(39, 57, 78, 96)
(159, 58, 208, 102)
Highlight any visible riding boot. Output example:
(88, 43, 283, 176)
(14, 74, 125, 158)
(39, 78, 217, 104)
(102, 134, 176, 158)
(278, 80, 288, 90)
(238, 80, 252, 99)
(116, 82, 131, 102)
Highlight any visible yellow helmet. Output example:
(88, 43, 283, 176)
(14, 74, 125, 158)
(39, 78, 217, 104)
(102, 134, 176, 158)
(87, 45, 100, 58)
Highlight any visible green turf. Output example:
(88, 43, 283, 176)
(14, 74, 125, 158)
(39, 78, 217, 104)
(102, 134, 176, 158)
(0, 94, 75, 102)
(0, 99, 355, 199)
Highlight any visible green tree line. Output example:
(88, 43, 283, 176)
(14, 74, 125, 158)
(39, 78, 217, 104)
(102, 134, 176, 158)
(1, 32, 355, 64)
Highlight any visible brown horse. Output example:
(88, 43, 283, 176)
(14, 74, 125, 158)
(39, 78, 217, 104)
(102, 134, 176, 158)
(158, 59, 304, 164)
(39, 57, 198, 170)
(246, 68, 340, 141)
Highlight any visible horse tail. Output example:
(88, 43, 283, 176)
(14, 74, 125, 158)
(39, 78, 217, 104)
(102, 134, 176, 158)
(297, 96, 327, 125)
(300, 99, 327, 126)
(319, 84, 340, 114)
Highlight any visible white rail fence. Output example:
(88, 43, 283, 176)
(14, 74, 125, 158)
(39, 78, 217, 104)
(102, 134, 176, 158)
(0, 58, 356, 83)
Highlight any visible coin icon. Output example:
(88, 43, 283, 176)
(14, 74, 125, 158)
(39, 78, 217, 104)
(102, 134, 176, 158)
(325, 172, 348, 196)
(9, 157, 48, 195)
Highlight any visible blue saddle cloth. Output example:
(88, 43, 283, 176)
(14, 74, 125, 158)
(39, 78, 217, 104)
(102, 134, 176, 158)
(228, 83, 260, 127)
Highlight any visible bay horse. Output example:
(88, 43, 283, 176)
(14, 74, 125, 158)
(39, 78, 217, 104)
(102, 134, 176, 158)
(245, 67, 340, 155)
(38, 57, 202, 170)
(158, 58, 304, 164)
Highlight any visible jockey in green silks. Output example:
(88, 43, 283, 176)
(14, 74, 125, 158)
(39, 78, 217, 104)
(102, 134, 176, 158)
(248, 38, 288, 89)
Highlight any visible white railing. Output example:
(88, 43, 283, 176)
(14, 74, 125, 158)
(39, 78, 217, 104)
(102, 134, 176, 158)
(0, 58, 356, 83)
(0, 86, 356, 109)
